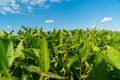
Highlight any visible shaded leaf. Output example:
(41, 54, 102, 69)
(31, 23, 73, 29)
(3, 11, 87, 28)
(86, 53, 112, 80)
(22, 50, 38, 59)
(67, 54, 79, 68)
(0, 40, 9, 77)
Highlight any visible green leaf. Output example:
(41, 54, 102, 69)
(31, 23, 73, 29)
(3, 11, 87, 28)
(0, 77, 9, 80)
(30, 48, 39, 58)
(22, 50, 38, 59)
(15, 41, 25, 59)
(79, 40, 90, 61)
(95, 52, 103, 66)
(67, 54, 79, 68)
(22, 63, 41, 74)
(22, 74, 34, 80)
(107, 46, 120, 70)
(112, 68, 120, 78)
(92, 46, 100, 52)
(86, 53, 112, 80)
(39, 37, 50, 72)
(12, 76, 20, 80)
(57, 30, 63, 44)
(0, 30, 8, 38)
(21, 25, 28, 31)
(43, 72, 68, 79)
(0, 40, 9, 77)
(6, 40, 15, 67)
(106, 34, 111, 40)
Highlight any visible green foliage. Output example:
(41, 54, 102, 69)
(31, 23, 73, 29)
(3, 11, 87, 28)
(1, 26, 120, 80)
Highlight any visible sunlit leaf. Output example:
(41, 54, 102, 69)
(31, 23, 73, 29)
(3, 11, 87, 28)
(6, 40, 15, 67)
(79, 40, 91, 61)
(107, 46, 120, 70)
(57, 30, 63, 44)
(15, 41, 25, 59)
(39, 37, 50, 72)
(30, 48, 39, 58)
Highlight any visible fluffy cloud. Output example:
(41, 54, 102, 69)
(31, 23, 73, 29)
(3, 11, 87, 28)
(7, 25, 12, 28)
(101, 17, 112, 23)
(50, 0, 62, 2)
(0, 0, 20, 15)
(30, 0, 46, 6)
(0, 0, 66, 15)
(27, 6, 32, 12)
(21, 0, 29, 3)
(44, 5, 50, 9)
(45, 19, 54, 23)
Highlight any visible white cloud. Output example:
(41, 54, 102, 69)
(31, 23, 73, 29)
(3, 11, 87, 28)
(101, 17, 112, 23)
(0, 10, 6, 15)
(0, 0, 20, 15)
(21, 0, 29, 3)
(0, 0, 67, 15)
(45, 19, 54, 23)
(50, 0, 62, 2)
(30, 0, 46, 5)
(2, 7, 14, 13)
(44, 5, 50, 9)
(27, 6, 32, 12)
(7, 25, 12, 29)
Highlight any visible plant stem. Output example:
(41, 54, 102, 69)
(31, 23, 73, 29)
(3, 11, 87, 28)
(39, 74, 44, 80)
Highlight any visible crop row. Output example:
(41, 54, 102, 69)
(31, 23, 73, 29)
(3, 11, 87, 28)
(0, 26, 120, 80)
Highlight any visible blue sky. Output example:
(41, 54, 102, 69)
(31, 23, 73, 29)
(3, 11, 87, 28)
(0, 0, 120, 31)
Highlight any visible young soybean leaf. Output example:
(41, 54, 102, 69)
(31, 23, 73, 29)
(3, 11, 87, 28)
(6, 40, 15, 67)
(57, 30, 63, 44)
(39, 37, 50, 72)
(15, 41, 25, 59)
(107, 46, 120, 70)
(67, 54, 79, 68)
